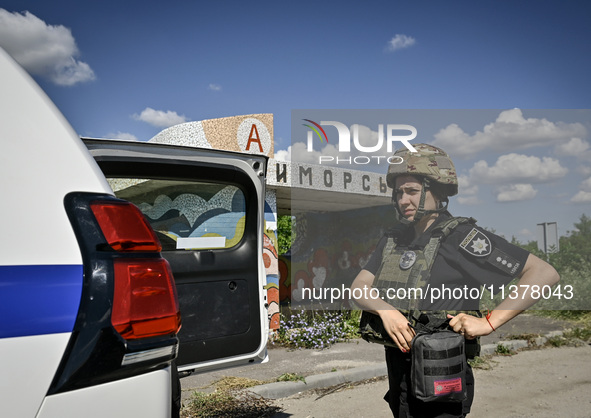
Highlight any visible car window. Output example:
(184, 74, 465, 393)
(108, 178, 246, 251)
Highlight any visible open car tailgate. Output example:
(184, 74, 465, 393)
(83, 138, 269, 373)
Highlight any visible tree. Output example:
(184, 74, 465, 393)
(572, 214, 591, 237)
(566, 214, 591, 266)
(277, 215, 293, 255)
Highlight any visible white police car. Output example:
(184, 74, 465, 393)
(0, 47, 268, 417)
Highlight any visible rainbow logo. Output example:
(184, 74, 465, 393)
(302, 119, 329, 143)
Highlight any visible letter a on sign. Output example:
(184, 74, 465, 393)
(246, 124, 263, 152)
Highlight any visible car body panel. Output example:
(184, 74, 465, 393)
(0, 48, 110, 267)
(36, 368, 172, 418)
(0, 333, 71, 418)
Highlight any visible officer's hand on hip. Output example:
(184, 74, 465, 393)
(447, 313, 494, 340)
(379, 309, 416, 353)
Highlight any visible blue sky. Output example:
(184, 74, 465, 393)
(1, 0, 590, 242)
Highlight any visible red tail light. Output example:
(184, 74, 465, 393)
(52, 193, 180, 394)
(90, 201, 161, 252)
(112, 258, 181, 339)
(91, 200, 181, 340)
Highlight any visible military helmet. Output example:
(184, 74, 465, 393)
(386, 144, 458, 197)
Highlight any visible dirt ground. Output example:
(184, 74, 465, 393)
(271, 344, 591, 418)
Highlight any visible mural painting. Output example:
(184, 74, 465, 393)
(278, 255, 291, 304)
(289, 206, 396, 309)
(264, 194, 280, 331)
(263, 232, 280, 330)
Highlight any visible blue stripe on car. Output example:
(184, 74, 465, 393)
(0, 265, 83, 338)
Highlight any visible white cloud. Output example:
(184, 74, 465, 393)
(290, 141, 343, 165)
(571, 191, 591, 203)
(208, 83, 222, 91)
(274, 147, 291, 162)
(554, 137, 590, 156)
(132, 107, 188, 128)
(277, 143, 320, 164)
(456, 175, 480, 205)
(432, 109, 587, 158)
(496, 184, 538, 202)
(0, 9, 95, 86)
(580, 177, 591, 192)
(469, 153, 568, 184)
(105, 131, 138, 141)
(570, 177, 591, 203)
(350, 124, 386, 151)
(458, 174, 479, 196)
(386, 34, 416, 52)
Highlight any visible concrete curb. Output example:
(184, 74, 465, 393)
(249, 330, 564, 400)
(249, 363, 388, 399)
(480, 330, 563, 355)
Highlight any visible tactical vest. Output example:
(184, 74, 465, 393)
(360, 216, 482, 358)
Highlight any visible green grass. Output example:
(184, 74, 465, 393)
(545, 336, 569, 347)
(532, 310, 591, 324)
(495, 344, 515, 355)
(564, 326, 591, 341)
(468, 355, 496, 370)
(276, 372, 306, 383)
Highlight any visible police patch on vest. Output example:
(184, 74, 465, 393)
(399, 250, 417, 270)
(487, 248, 521, 275)
(459, 228, 492, 257)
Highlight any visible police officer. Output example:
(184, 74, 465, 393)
(351, 144, 559, 417)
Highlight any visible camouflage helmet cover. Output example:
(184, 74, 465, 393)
(386, 144, 458, 196)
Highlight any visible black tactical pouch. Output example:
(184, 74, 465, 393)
(410, 326, 467, 403)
